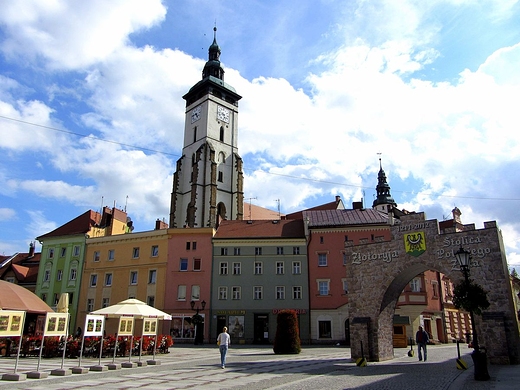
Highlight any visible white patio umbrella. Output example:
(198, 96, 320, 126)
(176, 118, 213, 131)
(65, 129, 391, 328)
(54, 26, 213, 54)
(90, 298, 172, 320)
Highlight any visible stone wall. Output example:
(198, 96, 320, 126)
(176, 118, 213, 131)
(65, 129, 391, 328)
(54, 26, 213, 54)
(345, 212, 520, 364)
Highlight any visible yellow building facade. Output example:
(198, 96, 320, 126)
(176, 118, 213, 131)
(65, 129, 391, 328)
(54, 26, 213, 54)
(76, 227, 170, 335)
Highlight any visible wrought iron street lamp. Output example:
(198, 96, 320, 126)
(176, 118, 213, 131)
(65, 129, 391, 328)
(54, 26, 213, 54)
(454, 246, 490, 381)
(190, 300, 206, 345)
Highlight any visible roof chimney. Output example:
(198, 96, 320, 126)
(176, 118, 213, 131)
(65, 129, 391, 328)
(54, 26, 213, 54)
(155, 219, 169, 230)
(28, 242, 35, 258)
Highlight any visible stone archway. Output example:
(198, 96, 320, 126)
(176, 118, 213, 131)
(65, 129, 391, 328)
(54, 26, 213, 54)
(345, 212, 520, 364)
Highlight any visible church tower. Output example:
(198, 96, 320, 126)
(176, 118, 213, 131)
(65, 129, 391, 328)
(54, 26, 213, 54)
(169, 28, 244, 228)
(372, 158, 397, 213)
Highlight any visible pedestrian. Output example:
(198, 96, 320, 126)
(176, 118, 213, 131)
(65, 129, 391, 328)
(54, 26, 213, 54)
(217, 326, 230, 369)
(416, 325, 429, 361)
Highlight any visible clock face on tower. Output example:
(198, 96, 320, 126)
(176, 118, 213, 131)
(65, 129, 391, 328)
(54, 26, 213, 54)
(191, 105, 202, 123)
(217, 106, 230, 123)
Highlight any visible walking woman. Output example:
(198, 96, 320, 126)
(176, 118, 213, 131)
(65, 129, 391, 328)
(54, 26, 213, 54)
(217, 326, 231, 368)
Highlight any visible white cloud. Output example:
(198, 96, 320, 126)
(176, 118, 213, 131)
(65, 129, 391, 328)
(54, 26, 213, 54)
(0, 0, 167, 69)
(0, 208, 16, 221)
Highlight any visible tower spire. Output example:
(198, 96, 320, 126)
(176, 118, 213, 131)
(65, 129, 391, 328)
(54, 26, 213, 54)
(372, 156, 397, 212)
(202, 26, 224, 80)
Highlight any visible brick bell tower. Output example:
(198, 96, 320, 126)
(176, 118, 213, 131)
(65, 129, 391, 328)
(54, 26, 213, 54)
(169, 27, 244, 228)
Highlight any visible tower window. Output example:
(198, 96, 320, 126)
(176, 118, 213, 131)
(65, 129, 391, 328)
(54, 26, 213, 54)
(193, 126, 197, 143)
(220, 126, 224, 142)
(218, 171, 223, 182)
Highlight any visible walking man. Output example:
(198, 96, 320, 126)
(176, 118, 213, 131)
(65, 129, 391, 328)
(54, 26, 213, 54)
(416, 325, 429, 361)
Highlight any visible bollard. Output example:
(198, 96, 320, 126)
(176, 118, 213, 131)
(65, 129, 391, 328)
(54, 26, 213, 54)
(407, 336, 414, 357)
(456, 340, 468, 370)
(356, 340, 367, 367)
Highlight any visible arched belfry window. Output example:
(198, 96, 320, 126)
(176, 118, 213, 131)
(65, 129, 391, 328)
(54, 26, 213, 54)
(220, 126, 224, 142)
(219, 152, 226, 163)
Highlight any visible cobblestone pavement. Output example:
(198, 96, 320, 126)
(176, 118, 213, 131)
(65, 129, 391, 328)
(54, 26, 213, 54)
(0, 344, 516, 389)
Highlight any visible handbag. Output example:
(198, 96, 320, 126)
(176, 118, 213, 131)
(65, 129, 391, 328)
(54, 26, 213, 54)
(217, 339, 220, 346)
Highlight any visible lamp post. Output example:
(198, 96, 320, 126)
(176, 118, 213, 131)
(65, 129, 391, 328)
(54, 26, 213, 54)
(454, 246, 490, 381)
(190, 300, 206, 345)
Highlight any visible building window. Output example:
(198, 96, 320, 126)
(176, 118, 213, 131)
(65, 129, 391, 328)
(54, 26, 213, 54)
(191, 285, 200, 300)
(41, 293, 47, 302)
(292, 261, 301, 275)
(102, 298, 110, 308)
(192, 241, 197, 250)
(186, 242, 191, 250)
(147, 296, 155, 307)
(432, 282, 439, 298)
(70, 268, 77, 281)
(130, 271, 138, 285)
(108, 249, 115, 261)
(255, 247, 262, 256)
(342, 279, 348, 294)
(5, 276, 15, 283)
(234, 247, 240, 256)
(60, 247, 66, 257)
(233, 262, 241, 275)
(48, 248, 54, 258)
(293, 247, 300, 255)
(151, 245, 159, 257)
(177, 285, 186, 300)
(180, 258, 188, 271)
(277, 247, 284, 255)
(132, 247, 140, 258)
(219, 286, 228, 300)
(220, 126, 224, 142)
(93, 251, 100, 262)
(148, 270, 157, 284)
(318, 280, 329, 296)
(318, 253, 327, 267)
(69, 293, 74, 304)
(343, 252, 347, 266)
(90, 274, 97, 287)
(293, 286, 302, 300)
(254, 261, 263, 275)
(254, 286, 263, 300)
(318, 320, 332, 338)
(44, 269, 50, 282)
(276, 261, 284, 275)
(53, 293, 59, 305)
(320, 236, 324, 244)
(220, 247, 228, 256)
(232, 286, 241, 300)
(193, 258, 201, 271)
(73, 245, 80, 257)
(57, 270, 63, 281)
(218, 171, 223, 182)
(276, 286, 285, 300)
(87, 299, 94, 312)
(105, 273, 112, 286)
(220, 262, 228, 275)
(410, 278, 421, 292)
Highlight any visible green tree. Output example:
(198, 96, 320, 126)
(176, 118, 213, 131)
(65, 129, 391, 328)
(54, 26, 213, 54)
(453, 279, 490, 315)
(273, 310, 301, 354)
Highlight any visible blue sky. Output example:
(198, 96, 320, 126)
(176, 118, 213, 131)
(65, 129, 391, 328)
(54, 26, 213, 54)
(2, 0, 520, 268)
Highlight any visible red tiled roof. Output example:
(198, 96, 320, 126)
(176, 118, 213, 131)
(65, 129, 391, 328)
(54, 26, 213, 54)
(285, 199, 342, 220)
(0, 251, 41, 283)
(37, 210, 102, 240)
(214, 219, 304, 239)
(304, 209, 389, 227)
(243, 203, 283, 220)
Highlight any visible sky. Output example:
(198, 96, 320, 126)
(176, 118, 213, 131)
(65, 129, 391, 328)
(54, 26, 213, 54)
(1, 0, 520, 268)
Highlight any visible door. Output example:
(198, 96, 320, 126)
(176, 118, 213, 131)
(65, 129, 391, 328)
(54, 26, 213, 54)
(254, 314, 269, 344)
(216, 315, 226, 340)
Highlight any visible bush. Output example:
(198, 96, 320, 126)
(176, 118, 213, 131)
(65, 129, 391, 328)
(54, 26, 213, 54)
(273, 310, 301, 354)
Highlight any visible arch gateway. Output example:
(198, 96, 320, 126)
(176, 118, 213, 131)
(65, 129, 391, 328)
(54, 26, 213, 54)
(345, 212, 520, 364)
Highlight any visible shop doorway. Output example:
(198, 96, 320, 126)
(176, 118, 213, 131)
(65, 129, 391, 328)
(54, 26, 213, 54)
(216, 315, 227, 339)
(254, 313, 269, 344)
